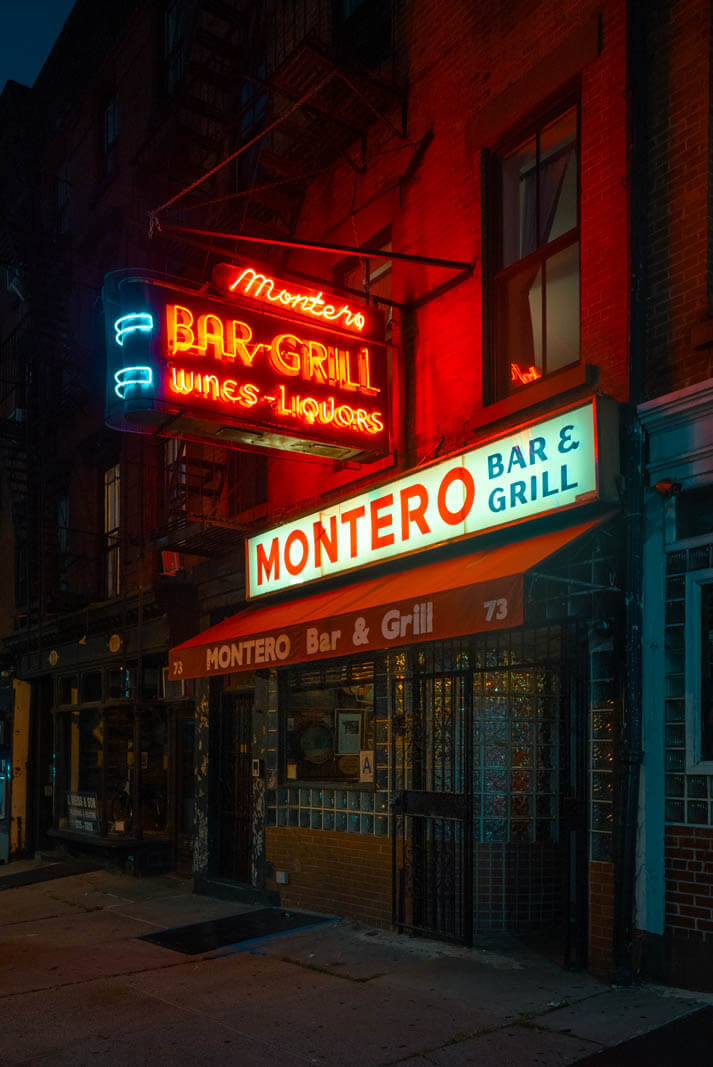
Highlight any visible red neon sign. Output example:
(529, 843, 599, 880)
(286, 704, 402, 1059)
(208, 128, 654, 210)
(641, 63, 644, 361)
(165, 304, 380, 397)
(106, 268, 389, 460)
(212, 262, 376, 337)
(511, 363, 542, 385)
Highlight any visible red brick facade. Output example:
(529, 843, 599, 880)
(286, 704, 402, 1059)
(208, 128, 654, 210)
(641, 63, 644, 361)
(266, 828, 392, 927)
(643, 0, 712, 399)
(589, 861, 615, 974)
(665, 827, 713, 938)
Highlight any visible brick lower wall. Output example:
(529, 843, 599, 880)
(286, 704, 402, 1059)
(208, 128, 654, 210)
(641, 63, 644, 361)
(640, 826, 713, 990)
(589, 861, 615, 973)
(266, 828, 392, 926)
(665, 826, 713, 937)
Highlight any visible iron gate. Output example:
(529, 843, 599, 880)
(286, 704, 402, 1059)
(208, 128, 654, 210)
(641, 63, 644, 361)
(391, 651, 472, 943)
(391, 628, 587, 961)
(216, 692, 253, 882)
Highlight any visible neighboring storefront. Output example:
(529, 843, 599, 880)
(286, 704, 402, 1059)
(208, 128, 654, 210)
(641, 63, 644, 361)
(172, 395, 624, 966)
(637, 379, 713, 990)
(6, 590, 196, 875)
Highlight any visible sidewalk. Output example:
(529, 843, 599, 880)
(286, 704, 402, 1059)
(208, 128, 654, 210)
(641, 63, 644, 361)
(0, 861, 710, 1065)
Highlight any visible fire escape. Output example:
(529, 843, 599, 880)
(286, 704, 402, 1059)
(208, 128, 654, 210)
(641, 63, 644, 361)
(139, 0, 405, 557)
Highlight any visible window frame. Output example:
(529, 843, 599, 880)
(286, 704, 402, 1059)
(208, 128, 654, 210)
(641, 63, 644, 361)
(486, 93, 581, 404)
(104, 463, 121, 599)
(102, 91, 120, 174)
(335, 228, 393, 342)
(684, 567, 713, 773)
(163, 0, 185, 97)
(56, 165, 70, 236)
(280, 660, 377, 786)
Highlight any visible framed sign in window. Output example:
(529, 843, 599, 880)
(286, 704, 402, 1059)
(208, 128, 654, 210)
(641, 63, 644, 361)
(336, 710, 362, 755)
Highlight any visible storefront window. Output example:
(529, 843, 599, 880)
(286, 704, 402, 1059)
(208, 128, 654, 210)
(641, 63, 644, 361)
(141, 706, 168, 834)
(700, 583, 713, 762)
(55, 700, 172, 839)
(283, 663, 375, 782)
(80, 671, 102, 703)
(104, 705, 135, 834)
(56, 707, 103, 834)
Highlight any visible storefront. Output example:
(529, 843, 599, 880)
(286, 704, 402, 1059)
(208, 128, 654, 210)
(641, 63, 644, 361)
(172, 396, 624, 965)
(6, 587, 197, 874)
(637, 378, 713, 988)
(51, 694, 191, 874)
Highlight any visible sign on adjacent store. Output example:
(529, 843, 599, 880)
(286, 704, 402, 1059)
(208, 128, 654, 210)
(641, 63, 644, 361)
(247, 398, 617, 598)
(66, 792, 99, 834)
(104, 263, 388, 461)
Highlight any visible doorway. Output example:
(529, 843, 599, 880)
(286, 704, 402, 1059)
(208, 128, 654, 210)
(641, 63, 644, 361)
(391, 627, 588, 966)
(216, 691, 253, 882)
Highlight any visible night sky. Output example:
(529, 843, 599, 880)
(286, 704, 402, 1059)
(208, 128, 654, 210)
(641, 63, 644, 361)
(1, 1, 76, 89)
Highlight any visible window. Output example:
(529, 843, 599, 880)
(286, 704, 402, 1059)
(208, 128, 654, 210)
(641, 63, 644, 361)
(57, 166, 70, 235)
(334, 0, 392, 68)
(282, 662, 375, 782)
(104, 463, 120, 598)
(337, 234, 392, 340)
(164, 1, 185, 96)
(103, 92, 119, 173)
(685, 570, 713, 768)
(490, 102, 579, 400)
(57, 494, 69, 592)
(700, 583, 713, 761)
(164, 437, 186, 523)
(676, 487, 713, 542)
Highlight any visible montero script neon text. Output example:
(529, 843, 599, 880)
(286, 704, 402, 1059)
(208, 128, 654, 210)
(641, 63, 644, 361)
(218, 266, 366, 333)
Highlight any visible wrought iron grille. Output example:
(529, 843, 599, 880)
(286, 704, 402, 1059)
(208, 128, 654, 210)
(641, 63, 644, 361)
(390, 627, 584, 952)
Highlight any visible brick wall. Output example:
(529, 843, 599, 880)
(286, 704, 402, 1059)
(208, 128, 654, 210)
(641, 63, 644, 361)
(589, 860, 615, 973)
(269, 0, 629, 511)
(644, 0, 712, 397)
(665, 826, 713, 938)
(660, 826, 713, 989)
(266, 827, 392, 926)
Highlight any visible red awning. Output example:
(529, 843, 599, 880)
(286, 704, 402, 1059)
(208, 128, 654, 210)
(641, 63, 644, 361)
(169, 516, 606, 679)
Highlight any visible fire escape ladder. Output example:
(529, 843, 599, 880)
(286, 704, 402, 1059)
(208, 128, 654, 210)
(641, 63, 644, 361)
(156, 442, 268, 558)
(228, 35, 406, 254)
(150, 2, 405, 264)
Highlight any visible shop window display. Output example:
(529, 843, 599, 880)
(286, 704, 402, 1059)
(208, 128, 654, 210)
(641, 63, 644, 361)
(54, 676, 173, 840)
(283, 663, 375, 782)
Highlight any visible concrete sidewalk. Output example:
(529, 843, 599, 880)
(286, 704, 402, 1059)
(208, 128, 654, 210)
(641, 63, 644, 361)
(0, 862, 710, 1065)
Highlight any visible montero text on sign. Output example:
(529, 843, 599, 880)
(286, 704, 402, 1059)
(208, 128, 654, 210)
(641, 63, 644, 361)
(246, 401, 602, 598)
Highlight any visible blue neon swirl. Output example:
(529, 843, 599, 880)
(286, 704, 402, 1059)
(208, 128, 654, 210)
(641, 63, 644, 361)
(114, 366, 153, 399)
(114, 312, 154, 346)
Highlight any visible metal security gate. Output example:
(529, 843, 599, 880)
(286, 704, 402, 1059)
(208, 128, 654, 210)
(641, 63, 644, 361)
(216, 692, 253, 882)
(391, 628, 587, 962)
(391, 647, 473, 944)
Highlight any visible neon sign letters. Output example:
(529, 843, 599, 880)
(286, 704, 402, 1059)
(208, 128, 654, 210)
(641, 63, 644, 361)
(104, 268, 388, 458)
(511, 362, 542, 385)
(114, 313, 154, 346)
(213, 263, 367, 334)
(247, 401, 604, 597)
(114, 366, 153, 399)
(164, 304, 378, 394)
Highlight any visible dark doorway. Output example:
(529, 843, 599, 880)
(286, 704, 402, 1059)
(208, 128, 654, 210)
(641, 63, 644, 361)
(175, 712, 195, 876)
(216, 691, 253, 882)
(32, 678, 55, 852)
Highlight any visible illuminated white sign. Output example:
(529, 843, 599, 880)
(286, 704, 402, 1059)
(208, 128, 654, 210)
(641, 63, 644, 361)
(247, 400, 604, 598)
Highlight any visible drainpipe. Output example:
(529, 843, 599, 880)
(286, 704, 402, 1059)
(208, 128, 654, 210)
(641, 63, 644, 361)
(613, 0, 648, 981)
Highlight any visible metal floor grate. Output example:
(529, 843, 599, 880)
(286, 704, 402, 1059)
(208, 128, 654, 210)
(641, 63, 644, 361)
(139, 908, 331, 954)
